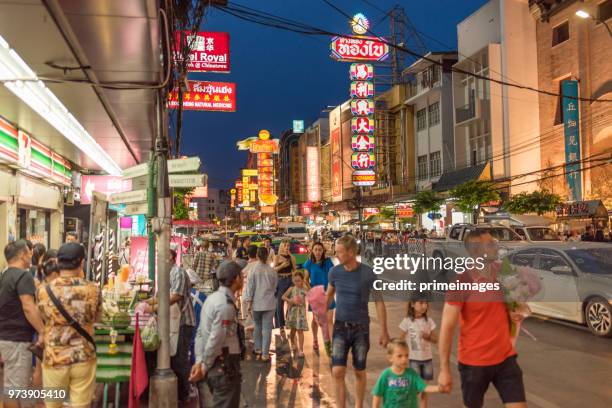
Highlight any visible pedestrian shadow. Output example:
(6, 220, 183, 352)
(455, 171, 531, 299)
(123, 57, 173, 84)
(273, 332, 304, 407)
(241, 358, 272, 408)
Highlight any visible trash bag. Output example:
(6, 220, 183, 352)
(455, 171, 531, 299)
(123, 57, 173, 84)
(141, 315, 161, 352)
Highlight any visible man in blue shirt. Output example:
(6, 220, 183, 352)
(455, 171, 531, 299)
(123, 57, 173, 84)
(326, 235, 389, 408)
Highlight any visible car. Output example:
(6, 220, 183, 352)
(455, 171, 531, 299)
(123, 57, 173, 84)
(508, 242, 612, 337)
(270, 238, 310, 269)
(279, 222, 309, 242)
(235, 231, 267, 243)
(511, 226, 563, 243)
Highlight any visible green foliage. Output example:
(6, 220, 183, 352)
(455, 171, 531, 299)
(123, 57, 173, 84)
(503, 190, 562, 216)
(378, 207, 396, 220)
(399, 217, 417, 225)
(172, 187, 195, 220)
(412, 190, 444, 215)
(450, 180, 500, 213)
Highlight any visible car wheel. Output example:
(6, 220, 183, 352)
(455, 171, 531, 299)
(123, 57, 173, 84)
(585, 298, 612, 338)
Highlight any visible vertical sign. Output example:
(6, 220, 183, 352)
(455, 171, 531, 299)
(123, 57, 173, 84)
(293, 120, 304, 133)
(306, 146, 320, 202)
(561, 80, 582, 202)
(330, 104, 343, 202)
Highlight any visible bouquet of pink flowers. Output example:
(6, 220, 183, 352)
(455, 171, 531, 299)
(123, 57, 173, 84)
(306, 285, 329, 343)
(499, 258, 542, 340)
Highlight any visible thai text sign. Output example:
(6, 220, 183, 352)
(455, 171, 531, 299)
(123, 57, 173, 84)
(174, 31, 230, 73)
(168, 81, 236, 112)
(561, 80, 582, 202)
(330, 36, 389, 62)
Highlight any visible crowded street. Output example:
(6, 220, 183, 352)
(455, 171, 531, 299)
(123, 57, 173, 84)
(1, 0, 612, 407)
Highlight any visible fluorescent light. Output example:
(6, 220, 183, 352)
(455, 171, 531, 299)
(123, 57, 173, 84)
(0, 34, 122, 176)
(575, 10, 591, 19)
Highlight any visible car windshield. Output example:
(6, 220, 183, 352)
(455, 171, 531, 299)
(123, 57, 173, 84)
(526, 227, 561, 241)
(287, 227, 307, 234)
(472, 227, 521, 241)
(566, 248, 612, 275)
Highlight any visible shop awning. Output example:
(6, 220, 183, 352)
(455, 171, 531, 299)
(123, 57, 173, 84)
(433, 162, 490, 192)
(173, 220, 219, 228)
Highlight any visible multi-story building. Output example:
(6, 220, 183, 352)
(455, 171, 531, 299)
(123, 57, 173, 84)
(403, 52, 458, 191)
(192, 188, 230, 222)
(278, 130, 301, 217)
(452, 0, 542, 195)
(298, 118, 328, 216)
(530, 0, 612, 208)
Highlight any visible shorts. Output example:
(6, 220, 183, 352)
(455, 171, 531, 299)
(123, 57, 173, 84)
(331, 321, 370, 370)
(0, 340, 33, 390)
(458, 355, 526, 408)
(42, 359, 97, 408)
(409, 359, 434, 381)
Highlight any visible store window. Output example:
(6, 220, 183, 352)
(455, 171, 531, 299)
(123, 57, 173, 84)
(428, 102, 440, 126)
(429, 151, 441, 177)
(17, 208, 50, 248)
(552, 21, 569, 46)
(418, 155, 428, 180)
(416, 108, 427, 131)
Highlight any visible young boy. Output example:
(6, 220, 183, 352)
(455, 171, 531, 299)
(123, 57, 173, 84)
(372, 339, 441, 408)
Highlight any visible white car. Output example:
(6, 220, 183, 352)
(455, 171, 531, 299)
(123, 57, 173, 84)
(280, 222, 309, 242)
(508, 243, 612, 337)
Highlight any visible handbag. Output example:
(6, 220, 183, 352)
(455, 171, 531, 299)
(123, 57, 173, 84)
(44, 285, 96, 350)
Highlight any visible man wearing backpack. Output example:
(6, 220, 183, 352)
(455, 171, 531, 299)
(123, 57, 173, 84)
(36, 243, 101, 408)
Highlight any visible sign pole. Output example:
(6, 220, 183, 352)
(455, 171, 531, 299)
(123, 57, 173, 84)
(147, 153, 157, 283)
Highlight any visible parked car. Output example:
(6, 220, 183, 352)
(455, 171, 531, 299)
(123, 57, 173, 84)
(511, 226, 563, 243)
(279, 222, 309, 242)
(507, 243, 612, 337)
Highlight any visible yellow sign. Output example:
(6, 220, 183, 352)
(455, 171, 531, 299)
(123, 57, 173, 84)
(259, 129, 271, 140)
(242, 169, 258, 176)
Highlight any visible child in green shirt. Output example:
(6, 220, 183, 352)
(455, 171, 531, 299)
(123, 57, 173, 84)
(372, 339, 441, 408)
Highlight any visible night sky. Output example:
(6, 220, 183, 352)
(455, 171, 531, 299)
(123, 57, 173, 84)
(177, 0, 488, 188)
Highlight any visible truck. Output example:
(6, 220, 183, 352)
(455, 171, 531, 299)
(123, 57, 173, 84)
(426, 223, 529, 280)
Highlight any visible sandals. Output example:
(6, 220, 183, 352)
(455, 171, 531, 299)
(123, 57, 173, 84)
(313, 340, 319, 351)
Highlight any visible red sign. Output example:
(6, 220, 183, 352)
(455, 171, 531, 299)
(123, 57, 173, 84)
(168, 81, 236, 112)
(350, 81, 374, 98)
(330, 36, 390, 62)
(351, 99, 374, 116)
(351, 117, 374, 134)
(81, 175, 132, 205)
(350, 63, 374, 80)
(300, 202, 313, 216)
(174, 31, 230, 73)
(397, 204, 414, 218)
(352, 134, 375, 151)
(351, 152, 376, 170)
(364, 208, 380, 217)
(352, 170, 376, 186)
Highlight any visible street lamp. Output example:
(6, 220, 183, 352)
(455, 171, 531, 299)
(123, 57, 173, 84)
(575, 9, 612, 37)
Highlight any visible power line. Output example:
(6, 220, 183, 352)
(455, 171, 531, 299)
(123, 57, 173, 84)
(213, 1, 612, 103)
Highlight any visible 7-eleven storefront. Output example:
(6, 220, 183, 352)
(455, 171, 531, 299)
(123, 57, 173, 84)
(0, 117, 72, 268)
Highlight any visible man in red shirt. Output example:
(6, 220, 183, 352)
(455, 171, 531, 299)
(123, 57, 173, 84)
(438, 230, 527, 408)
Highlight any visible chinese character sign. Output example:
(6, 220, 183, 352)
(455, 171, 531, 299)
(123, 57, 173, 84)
(168, 81, 236, 112)
(350, 63, 374, 81)
(561, 80, 582, 201)
(350, 81, 374, 98)
(174, 31, 230, 73)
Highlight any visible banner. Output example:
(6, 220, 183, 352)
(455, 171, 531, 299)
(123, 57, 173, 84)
(561, 80, 582, 202)
(174, 31, 230, 73)
(168, 81, 236, 112)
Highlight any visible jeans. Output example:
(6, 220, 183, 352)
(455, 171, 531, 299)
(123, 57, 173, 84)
(331, 321, 370, 370)
(252, 310, 275, 357)
(275, 275, 292, 328)
(171, 324, 195, 402)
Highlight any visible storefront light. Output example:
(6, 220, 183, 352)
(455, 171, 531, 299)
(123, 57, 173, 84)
(0, 34, 122, 176)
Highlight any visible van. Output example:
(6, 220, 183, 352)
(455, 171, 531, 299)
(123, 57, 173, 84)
(280, 222, 309, 241)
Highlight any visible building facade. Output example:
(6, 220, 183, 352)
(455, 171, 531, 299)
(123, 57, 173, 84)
(193, 188, 230, 222)
(530, 0, 612, 207)
(403, 52, 458, 191)
(453, 0, 542, 194)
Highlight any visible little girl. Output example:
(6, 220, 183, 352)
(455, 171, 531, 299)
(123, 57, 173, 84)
(282, 271, 309, 357)
(398, 300, 438, 408)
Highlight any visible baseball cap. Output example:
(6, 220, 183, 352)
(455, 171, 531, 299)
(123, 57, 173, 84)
(57, 243, 85, 264)
(216, 260, 245, 283)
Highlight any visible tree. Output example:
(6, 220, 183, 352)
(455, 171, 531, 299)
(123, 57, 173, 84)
(378, 207, 396, 220)
(503, 190, 562, 215)
(172, 187, 194, 220)
(412, 190, 445, 215)
(449, 180, 500, 219)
